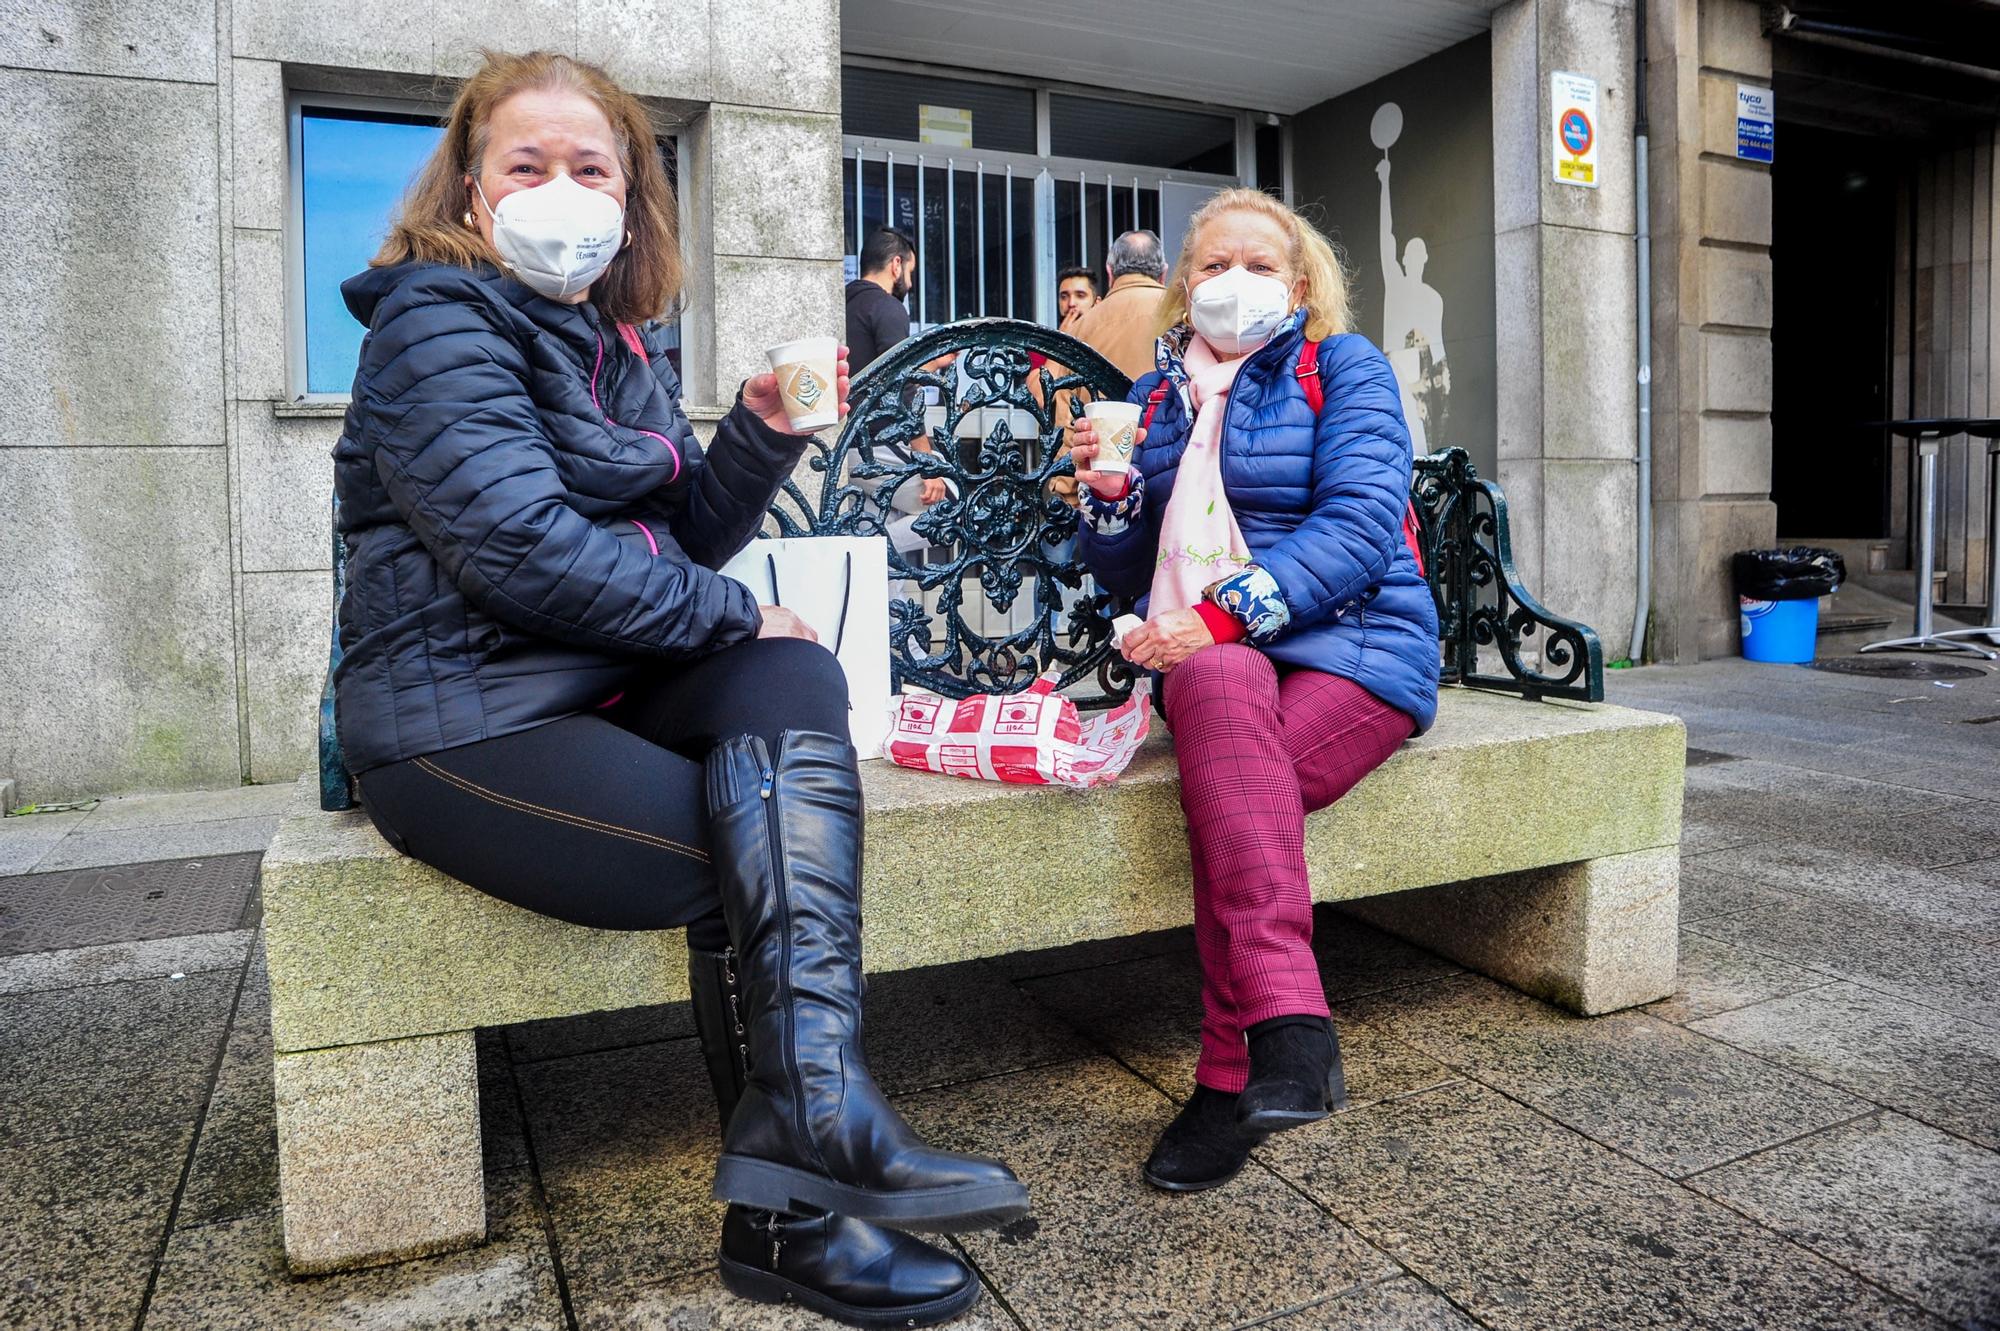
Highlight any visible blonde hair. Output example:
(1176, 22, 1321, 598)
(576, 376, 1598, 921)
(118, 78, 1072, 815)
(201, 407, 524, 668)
(1156, 188, 1351, 342)
(372, 50, 682, 326)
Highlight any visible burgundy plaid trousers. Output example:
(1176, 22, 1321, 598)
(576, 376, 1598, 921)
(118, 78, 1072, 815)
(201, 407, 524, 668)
(1161, 644, 1415, 1092)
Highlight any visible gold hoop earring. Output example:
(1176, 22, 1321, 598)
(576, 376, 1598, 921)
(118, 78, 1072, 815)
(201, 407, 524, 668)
(625, 229, 633, 246)
(462, 210, 476, 230)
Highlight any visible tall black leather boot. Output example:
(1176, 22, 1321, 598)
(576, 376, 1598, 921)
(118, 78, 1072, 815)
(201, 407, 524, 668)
(704, 731, 1029, 1232)
(688, 948, 983, 1328)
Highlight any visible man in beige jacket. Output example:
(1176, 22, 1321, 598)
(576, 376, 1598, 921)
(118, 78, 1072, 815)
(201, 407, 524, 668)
(1043, 230, 1169, 504)
(1067, 230, 1169, 381)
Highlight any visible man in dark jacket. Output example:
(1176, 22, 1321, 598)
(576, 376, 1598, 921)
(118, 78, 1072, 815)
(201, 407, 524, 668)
(845, 227, 916, 373)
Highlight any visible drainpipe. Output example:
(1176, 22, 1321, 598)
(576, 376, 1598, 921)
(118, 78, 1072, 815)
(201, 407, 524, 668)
(1630, 0, 1654, 664)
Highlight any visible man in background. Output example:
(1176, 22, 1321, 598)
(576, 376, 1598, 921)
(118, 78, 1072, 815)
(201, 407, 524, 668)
(846, 227, 917, 372)
(1066, 230, 1168, 381)
(844, 227, 946, 600)
(1056, 265, 1099, 328)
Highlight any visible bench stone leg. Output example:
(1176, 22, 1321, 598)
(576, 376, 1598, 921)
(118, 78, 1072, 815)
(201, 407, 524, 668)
(1341, 846, 1679, 1015)
(273, 1030, 485, 1274)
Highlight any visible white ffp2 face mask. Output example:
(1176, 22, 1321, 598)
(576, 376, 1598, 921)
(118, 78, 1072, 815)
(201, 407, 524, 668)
(477, 172, 624, 300)
(1187, 265, 1292, 355)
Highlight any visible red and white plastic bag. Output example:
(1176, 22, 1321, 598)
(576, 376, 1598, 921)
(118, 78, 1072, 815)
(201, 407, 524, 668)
(885, 672, 1152, 789)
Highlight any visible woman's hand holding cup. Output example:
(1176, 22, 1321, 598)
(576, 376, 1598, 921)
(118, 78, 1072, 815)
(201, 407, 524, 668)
(749, 338, 850, 436)
(1071, 413, 1146, 500)
(756, 605, 819, 642)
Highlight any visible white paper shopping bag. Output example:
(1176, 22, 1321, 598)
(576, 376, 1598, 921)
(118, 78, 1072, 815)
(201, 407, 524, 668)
(718, 536, 893, 760)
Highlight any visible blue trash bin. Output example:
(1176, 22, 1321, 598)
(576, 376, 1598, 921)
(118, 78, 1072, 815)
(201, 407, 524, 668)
(1738, 596, 1819, 663)
(1732, 547, 1846, 664)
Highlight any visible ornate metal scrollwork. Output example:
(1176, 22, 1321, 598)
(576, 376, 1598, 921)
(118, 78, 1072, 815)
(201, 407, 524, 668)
(769, 319, 1138, 703)
(1411, 448, 1605, 702)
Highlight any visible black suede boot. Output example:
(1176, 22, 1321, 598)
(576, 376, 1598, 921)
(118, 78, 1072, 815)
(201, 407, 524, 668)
(688, 948, 983, 1327)
(1236, 1015, 1349, 1133)
(704, 732, 1029, 1232)
(1142, 1086, 1265, 1192)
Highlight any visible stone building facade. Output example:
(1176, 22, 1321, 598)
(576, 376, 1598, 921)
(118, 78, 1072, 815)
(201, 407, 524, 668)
(4, 0, 1995, 801)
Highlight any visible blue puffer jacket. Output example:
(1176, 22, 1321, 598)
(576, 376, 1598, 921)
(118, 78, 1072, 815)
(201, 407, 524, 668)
(332, 261, 805, 773)
(1077, 315, 1440, 731)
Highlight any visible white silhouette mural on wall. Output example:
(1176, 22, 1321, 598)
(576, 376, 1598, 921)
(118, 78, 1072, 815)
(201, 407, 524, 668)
(1371, 102, 1450, 455)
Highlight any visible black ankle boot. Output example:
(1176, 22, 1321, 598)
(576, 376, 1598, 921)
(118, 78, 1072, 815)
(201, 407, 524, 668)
(688, 948, 983, 1327)
(704, 733, 1029, 1233)
(1236, 1016, 1348, 1133)
(1142, 1086, 1263, 1192)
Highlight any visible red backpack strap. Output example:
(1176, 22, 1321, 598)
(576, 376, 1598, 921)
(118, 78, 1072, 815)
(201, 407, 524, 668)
(616, 322, 650, 364)
(1294, 337, 1324, 415)
(1138, 383, 1171, 432)
(1296, 337, 1424, 576)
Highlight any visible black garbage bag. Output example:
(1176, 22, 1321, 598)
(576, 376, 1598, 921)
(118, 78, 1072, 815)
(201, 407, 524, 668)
(1732, 547, 1846, 601)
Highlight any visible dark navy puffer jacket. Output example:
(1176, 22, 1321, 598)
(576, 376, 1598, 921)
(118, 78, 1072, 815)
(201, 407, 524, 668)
(331, 261, 805, 773)
(1077, 316, 1440, 731)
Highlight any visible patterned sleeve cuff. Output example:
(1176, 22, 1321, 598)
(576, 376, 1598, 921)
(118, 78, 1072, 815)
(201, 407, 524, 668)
(1204, 565, 1291, 642)
(1079, 469, 1144, 537)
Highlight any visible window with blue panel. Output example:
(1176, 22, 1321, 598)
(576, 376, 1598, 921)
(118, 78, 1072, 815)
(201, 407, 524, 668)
(298, 107, 445, 395)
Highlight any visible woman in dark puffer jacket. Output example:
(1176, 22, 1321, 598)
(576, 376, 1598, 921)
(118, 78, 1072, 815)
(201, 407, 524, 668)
(334, 50, 1020, 1328)
(1073, 189, 1440, 1194)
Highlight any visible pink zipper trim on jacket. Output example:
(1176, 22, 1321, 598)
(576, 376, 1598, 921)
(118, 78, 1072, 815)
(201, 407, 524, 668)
(590, 333, 683, 483)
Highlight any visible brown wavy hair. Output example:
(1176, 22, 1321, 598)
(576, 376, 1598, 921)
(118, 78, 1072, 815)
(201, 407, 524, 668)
(1156, 188, 1352, 343)
(372, 50, 681, 325)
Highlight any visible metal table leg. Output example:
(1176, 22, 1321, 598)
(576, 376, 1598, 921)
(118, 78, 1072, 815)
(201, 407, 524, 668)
(1933, 436, 2000, 647)
(1860, 439, 1998, 659)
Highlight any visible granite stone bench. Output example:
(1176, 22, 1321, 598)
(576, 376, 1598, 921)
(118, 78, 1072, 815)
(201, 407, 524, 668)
(274, 320, 1683, 1274)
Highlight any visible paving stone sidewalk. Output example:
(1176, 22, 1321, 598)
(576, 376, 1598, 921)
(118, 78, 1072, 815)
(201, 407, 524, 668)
(1, 650, 1995, 1330)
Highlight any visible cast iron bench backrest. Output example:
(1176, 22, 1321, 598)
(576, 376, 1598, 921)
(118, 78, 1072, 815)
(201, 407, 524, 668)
(319, 320, 1601, 811)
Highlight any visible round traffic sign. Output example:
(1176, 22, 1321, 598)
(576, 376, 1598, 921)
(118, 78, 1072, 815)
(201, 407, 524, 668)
(1560, 108, 1593, 155)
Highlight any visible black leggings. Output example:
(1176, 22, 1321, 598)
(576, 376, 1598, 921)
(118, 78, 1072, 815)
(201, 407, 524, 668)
(356, 637, 851, 950)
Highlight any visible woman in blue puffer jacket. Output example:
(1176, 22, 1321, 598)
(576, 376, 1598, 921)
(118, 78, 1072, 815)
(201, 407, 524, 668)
(1072, 189, 1440, 1194)
(332, 50, 1021, 1328)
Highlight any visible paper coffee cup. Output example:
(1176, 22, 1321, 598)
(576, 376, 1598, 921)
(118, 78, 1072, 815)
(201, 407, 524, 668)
(1083, 400, 1142, 474)
(766, 336, 840, 431)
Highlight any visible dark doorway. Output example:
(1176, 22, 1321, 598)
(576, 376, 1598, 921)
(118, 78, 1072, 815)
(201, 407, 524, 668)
(1770, 123, 1897, 538)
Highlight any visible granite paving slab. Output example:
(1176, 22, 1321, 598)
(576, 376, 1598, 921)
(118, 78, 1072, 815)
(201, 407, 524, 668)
(1248, 1276, 1482, 1330)
(1869, 764, 2000, 804)
(1687, 1111, 2000, 1324)
(0, 852, 262, 955)
(1688, 841, 2000, 938)
(0, 809, 87, 875)
(33, 816, 280, 874)
(1689, 982, 2000, 1148)
(0, 927, 252, 994)
(987, 925, 1189, 981)
(1943, 854, 2000, 887)
(1020, 948, 1459, 1108)
(1641, 930, 1834, 1025)
(75, 783, 297, 832)
(1676, 819, 1766, 857)
(860, 958, 1092, 1095)
(896, 1057, 1395, 1331)
(1311, 909, 1467, 999)
(1689, 898, 2000, 1028)
(576, 1267, 1021, 1330)
(505, 1002, 695, 1064)
(143, 1169, 566, 1330)
(0, 1121, 189, 1330)
(476, 1027, 530, 1172)
(1675, 858, 1801, 924)
(515, 1037, 728, 1305)
(178, 956, 278, 1228)
(1342, 974, 1869, 1176)
(0, 968, 237, 1147)
(1426, 1178, 1946, 1330)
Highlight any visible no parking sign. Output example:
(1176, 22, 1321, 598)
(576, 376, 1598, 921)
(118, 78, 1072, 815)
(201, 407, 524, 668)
(1551, 71, 1599, 188)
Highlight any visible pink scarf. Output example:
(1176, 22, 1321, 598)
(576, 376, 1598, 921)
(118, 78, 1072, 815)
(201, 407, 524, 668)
(1149, 335, 1255, 615)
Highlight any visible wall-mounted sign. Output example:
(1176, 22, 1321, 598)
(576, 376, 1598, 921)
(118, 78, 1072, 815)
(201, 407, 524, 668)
(918, 105, 973, 149)
(1735, 84, 1775, 163)
(1550, 71, 1599, 189)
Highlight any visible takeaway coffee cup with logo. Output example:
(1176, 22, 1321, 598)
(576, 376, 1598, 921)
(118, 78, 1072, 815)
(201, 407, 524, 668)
(1082, 400, 1142, 474)
(765, 336, 840, 431)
